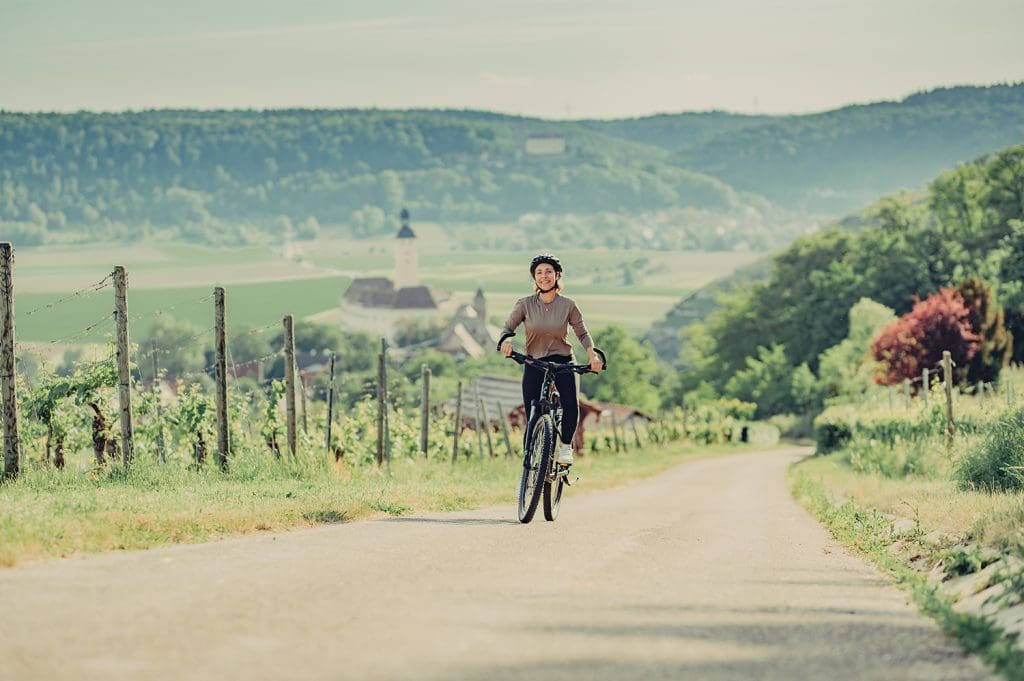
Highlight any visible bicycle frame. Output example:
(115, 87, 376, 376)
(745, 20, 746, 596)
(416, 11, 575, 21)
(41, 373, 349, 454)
(498, 337, 606, 523)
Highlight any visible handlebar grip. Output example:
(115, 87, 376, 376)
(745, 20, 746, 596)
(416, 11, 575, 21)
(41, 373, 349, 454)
(593, 347, 608, 370)
(497, 332, 515, 352)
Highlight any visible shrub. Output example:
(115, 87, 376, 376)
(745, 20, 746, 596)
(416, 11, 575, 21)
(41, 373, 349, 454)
(956, 406, 1024, 491)
(956, 277, 1012, 384)
(871, 287, 979, 387)
(813, 405, 856, 453)
(843, 437, 942, 479)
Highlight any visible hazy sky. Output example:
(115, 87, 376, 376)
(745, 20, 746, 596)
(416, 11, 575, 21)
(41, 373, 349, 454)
(2, 0, 1022, 119)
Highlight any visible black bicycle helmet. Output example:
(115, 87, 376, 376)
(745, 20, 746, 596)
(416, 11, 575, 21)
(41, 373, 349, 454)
(529, 253, 563, 276)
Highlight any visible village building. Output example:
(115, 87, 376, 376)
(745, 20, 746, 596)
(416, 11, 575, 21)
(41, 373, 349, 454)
(339, 209, 499, 357)
(339, 209, 458, 342)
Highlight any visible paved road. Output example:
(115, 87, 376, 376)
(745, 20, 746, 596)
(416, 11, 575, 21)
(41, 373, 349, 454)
(0, 448, 993, 681)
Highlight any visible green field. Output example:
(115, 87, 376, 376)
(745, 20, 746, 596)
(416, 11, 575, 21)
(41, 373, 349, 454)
(17, 276, 350, 344)
(11, 236, 757, 344)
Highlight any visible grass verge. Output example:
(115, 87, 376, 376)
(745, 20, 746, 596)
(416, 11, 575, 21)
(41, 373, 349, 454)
(0, 440, 747, 567)
(791, 457, 1024, 680)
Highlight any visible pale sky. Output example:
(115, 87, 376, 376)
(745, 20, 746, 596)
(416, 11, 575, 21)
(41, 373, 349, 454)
(1, 0, 1022, 118)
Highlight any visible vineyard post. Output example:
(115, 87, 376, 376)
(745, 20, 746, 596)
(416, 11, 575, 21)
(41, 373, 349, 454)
(283, 315, 297, 456)
(376, 338, 386, 466)
(151, 340, 166, 463)
(299, 362, 309, 434)
(325, 352, 336, 458)
(451, 380, 463, 464)
(922, 368, 929, 407)
(631, 418, 642, 448)
(497, 400, 513, 458)
(214, 287, 229, 470)
(113, 266, 135, 467)
(474, 383, 484, 459)
(382, 339, 391, 467)
(0, 242, 19, 480)
(943, 350, 955, 441)
(480, 398, 494, 458)
(419, 364, 430, 457)
(681, 401, 688, 439)
(903, 378, 911, 408)
(611, 412, 621, 453)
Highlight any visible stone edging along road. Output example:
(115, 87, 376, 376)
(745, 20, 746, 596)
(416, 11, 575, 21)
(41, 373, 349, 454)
(0, 448, 994, 681)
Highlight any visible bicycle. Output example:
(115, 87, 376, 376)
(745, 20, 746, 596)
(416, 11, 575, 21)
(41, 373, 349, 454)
(498, 338, 607, 523)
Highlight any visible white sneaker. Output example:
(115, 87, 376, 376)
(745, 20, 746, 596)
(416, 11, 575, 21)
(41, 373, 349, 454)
(556, 443, 574, 466)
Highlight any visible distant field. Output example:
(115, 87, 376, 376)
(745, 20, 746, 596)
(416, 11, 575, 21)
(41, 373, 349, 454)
(17, 277, 350, 344)
(10, 237, 757, 343)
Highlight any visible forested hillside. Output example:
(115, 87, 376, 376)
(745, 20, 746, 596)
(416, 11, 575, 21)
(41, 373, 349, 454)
(670, 143, 1024, 416)
(580, 111, 774, 151)
(0, 109, 746, 246)
(675, 83, 1024, 213)
(2, 83, 1022, 251)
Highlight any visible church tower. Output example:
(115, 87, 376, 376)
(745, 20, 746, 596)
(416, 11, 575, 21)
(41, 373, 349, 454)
(394, 208, 418, 289)
(473, 287, 486, 322)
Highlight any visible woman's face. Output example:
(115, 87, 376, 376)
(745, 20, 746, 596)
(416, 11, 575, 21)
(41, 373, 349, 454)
(533, 264, 558, 289)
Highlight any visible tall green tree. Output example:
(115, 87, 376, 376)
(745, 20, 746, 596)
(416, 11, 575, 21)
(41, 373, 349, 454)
(580, 325, 661, 414)
(956, 277, 1012, 384)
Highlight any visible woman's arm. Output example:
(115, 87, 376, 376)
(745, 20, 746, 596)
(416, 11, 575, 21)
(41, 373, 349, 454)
(499, 299, 527, 355)
(568, 302, 602, 371)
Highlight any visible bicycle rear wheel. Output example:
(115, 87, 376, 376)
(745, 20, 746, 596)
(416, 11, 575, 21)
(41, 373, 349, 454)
(518, 415, 553, 523)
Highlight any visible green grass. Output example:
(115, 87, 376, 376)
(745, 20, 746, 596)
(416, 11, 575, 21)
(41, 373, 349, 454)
(16, 276, 350, 343)
(12, 238, 756, 342)
(0, 439, 745, 567)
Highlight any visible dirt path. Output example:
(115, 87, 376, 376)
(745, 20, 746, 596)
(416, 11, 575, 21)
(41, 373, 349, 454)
(0, 449, 993, 680)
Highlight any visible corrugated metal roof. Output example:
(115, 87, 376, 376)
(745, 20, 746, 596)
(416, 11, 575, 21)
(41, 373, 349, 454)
(445, 374, 523, 427)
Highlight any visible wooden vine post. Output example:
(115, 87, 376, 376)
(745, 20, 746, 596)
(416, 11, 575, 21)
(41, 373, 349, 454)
(283, 315, 297, 456)
(214, 287, 229, 470)
(0, 242, 19, 480)
(113, 266, 135, 467)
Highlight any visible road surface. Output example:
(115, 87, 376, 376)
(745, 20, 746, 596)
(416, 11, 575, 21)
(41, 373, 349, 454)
(0, 448, 993, 680)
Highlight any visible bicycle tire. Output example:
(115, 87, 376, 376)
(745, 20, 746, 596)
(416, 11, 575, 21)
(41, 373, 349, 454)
(543, 409, 565, 521)
(542, 467, 563, 521)
(518, 415, 553, 523)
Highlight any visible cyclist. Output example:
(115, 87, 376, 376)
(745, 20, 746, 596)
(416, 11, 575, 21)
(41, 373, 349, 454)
(499, 254, 603, 467)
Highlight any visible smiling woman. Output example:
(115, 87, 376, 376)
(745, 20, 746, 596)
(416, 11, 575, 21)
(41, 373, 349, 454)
(498, 253, 603, 466)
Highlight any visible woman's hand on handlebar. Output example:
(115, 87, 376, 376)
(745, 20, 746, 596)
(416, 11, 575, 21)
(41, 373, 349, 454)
(587, 348, 603, 372)
(500, 339, 514, 357)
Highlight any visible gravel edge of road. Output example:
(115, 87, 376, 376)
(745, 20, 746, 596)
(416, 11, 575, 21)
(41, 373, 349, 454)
(790, 464, 1024, 681)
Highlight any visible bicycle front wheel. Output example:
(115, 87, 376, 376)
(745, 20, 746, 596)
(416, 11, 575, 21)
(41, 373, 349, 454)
(542, 463, 564, 521)
(518, 415, 553, 523)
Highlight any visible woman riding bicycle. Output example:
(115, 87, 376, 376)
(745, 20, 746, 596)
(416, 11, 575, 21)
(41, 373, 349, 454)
(499, 254, 603, 467)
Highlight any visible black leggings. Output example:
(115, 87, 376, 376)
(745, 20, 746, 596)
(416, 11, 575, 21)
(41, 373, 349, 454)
(522, 354, 578, 445)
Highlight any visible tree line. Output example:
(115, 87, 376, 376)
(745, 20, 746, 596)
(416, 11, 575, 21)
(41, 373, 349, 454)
(673, 142, 1024, 418)
(675, 83, 1024, 214)
(4, 84, 1022, 249)
(0, 109, 747, 247)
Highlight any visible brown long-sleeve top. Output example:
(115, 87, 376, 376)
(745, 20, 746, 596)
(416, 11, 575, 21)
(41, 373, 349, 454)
(501, 293, 594, 359)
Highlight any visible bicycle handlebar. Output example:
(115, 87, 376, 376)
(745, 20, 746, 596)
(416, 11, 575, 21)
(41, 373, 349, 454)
(497, 333, 608, 374)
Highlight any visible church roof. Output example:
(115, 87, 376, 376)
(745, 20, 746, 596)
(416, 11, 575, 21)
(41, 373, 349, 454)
(396, 223, 416, 239)
(394, 285, 437, 309)
(342, 278, 396, 306)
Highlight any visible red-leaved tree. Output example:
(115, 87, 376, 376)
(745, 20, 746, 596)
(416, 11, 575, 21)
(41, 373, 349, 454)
(871, 288, 980, 386)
